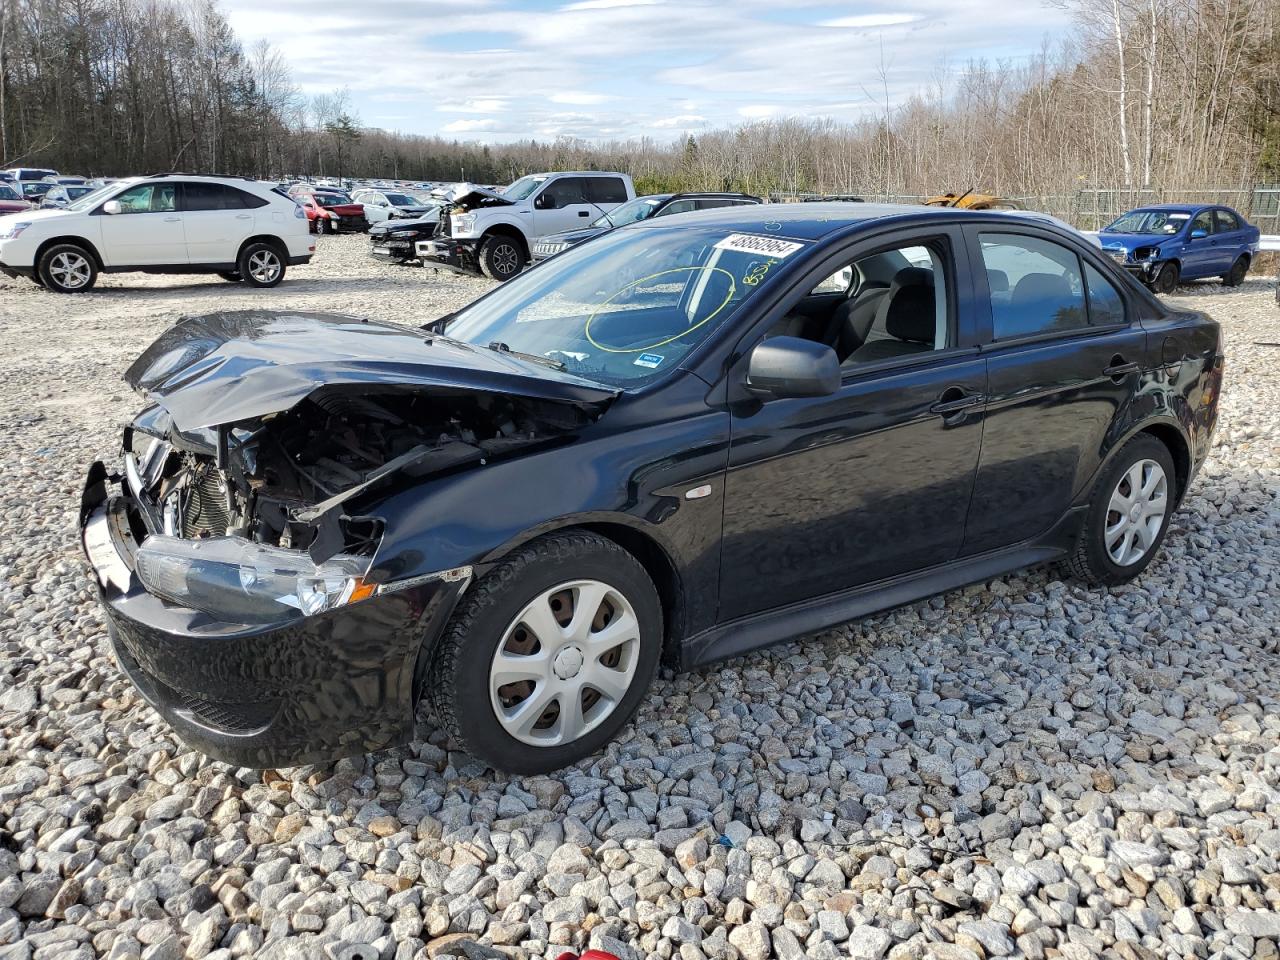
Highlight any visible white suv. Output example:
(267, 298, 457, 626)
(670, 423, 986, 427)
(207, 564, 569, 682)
(0, 175, 313, 293)
(416, 172, 634, 280)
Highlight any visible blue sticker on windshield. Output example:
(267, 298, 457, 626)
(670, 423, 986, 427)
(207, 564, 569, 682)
(634, 353, 664, 369)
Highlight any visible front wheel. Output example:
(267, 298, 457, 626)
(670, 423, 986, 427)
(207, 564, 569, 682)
(238, 243, 286, 288)
(426, 531, 662, 774)
(1151, 262, 1179, 294)
(477, 234, 526, 281)
(1065, 434, 1176, 587)
(37, 243, 98, 293)
(1223, 256, 1248, 287)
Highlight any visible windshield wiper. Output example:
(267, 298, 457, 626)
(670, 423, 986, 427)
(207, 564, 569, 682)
(487, 341, 565, 371)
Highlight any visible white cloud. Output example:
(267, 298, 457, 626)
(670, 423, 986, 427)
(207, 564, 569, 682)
(562, 0, 659, 9)
(737, 104, 779, 119)
(550, 91, 614, 105)
(820, 13, 920, 28)
(439, 98, 509, 113)
(442, 118, 500, 133)
(651, 114, 707, 128)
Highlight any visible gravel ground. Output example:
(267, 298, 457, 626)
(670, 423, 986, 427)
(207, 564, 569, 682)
(0, 235, 1277, 960)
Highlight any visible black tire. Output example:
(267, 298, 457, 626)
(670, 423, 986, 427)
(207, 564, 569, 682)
(477, 234, 526, 281)
(426, 531, 662, 774)
(237, 242, 286, 289)
(37, 243, 98, 293)
(1151, 262, 1179, 294)
(316, 217, 330, 235)
(1222, 256, 1248, 287)
(218, 271, 242, 282)
(1065, 434, 1177, 587)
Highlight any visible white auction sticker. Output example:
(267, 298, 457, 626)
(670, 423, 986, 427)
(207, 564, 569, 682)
(714, 233, 806, 258)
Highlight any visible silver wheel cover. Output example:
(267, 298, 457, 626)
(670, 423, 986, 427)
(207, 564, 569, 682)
(49, 251, 91, 289)
(1105, 458, 1168, 566)
(247, 250, 281, 284)
(489, 579, 640, 747)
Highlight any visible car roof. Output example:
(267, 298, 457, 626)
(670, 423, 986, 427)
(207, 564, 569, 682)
(1130, 203, 1208, 212)
(627, 201, 1090, 242)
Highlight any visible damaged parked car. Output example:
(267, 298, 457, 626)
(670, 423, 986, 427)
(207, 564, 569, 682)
(81, 203, 1222, 774)
(298, 192, 368, 234)
(367, 204, 445, 265)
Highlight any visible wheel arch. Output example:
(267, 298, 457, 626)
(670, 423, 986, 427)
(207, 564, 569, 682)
(238, 234, 288, 259)
(481, 223, 531, 258)
(1088, 416, 1192, 509)
(34, 235, 104, 271)
(478, 517, 687, 667)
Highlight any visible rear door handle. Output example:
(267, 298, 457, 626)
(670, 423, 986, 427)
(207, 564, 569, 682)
(1103, 360, 1139, 378)
(236, 213, 252, 220)
(578, 211, 590, 217)
(930, 390, 984, 415)
(163, 217, 180, 222)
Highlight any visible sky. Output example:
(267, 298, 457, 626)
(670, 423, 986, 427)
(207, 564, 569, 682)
(221, 0, 1072, 144)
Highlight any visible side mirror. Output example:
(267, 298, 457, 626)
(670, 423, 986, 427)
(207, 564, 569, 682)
(746, 336, 840, 399)
(1190, 228, 1208, 239)
(102, 200, 122, 215)
(534, 193, 557, 210)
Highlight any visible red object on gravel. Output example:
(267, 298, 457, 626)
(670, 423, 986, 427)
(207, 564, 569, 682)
(555, 953, 621, 960)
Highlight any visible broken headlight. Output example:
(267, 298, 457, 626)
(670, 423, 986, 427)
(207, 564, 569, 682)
(135, 536, 374, 624)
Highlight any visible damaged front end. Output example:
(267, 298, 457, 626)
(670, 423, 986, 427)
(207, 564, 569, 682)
(79, 309, 615, 766)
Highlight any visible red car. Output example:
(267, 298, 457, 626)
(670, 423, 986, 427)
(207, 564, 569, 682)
(297, 192, 367, 234)
(0, 181, 32, 215)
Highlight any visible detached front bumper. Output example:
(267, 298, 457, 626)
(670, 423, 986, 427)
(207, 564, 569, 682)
(79, 461, 470, 768)
(415, 237, 479, 276)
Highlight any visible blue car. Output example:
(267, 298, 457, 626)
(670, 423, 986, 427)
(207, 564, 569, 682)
(1099, 204, 1260, 293)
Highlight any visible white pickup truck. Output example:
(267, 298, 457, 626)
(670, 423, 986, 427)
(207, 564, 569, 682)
(416, 171, 634, 280)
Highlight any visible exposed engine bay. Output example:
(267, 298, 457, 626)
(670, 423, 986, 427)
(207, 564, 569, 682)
(124, 389, 593, 562)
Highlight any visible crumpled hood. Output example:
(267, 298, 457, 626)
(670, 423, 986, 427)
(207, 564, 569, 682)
(446, 183, 514, 208)
(124, 311, 617, 432)
(1098, 231, 1176, 251)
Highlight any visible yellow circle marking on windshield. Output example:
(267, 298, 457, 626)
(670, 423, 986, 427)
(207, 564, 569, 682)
(585, 266, 737, 354)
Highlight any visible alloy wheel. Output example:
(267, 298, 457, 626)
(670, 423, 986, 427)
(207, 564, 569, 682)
(494, 243, 519, 276)
(49, 252, 91, 290)
(489, 579, 640, 746)
(247, 251, 281, 284)
(1105, 459, 1168, 566)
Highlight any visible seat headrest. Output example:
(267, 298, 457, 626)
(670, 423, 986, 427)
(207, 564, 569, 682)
(987, 269, 1009, 293)
(884, 285, 936, 344)
(1012, 272, 1070, 305)
(890, 266, 933, 292)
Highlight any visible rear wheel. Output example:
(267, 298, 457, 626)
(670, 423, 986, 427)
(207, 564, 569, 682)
(478, 234, 526, 281)
(1151, 262, 1179, 294)
(237, 242, 286, 288)
(1223, 256, 1249, 287)
(37, 243, 98, 293)
(426, 531, 661, 774)
(1066, 434, 1176, 586)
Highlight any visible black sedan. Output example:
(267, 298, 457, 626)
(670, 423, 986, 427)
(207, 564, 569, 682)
(531, 191, 761, 262)
(367, 213, 441, 264)
(80, 204, 1222, 774)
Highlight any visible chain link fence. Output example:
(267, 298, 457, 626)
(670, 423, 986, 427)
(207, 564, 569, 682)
(767, 186, 1280, 235)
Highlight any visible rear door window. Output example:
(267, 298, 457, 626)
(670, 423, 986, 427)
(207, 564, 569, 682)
(1214, 209, 1241, 233)
(978, 233, 1088, 339)
(1084, 262, 1126, 326)
(586, 177, 629, 204)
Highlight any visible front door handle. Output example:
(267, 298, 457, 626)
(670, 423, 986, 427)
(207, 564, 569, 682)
(930, 388, 984, 416)
(578, 210, 590, 217)
(163, 217, 181, 222)
(236, 213, 252, 220)
(1103, 358, 1140, 379)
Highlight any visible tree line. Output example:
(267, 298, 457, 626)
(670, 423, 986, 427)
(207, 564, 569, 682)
(1, 0, 1276, 212)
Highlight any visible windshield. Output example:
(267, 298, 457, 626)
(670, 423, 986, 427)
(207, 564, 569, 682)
(315, 194, 351, 207)
(443, 225, 812, 388)
(1103, 210, 1191, 235)
(502, 176, 548, 201)
(66, 182, 130, 212)
(0, 184, 19, 200)
(593, 196, 663, 228)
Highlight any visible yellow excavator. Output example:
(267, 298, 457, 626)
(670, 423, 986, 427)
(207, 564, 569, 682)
(923, 189, 1021, 210)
